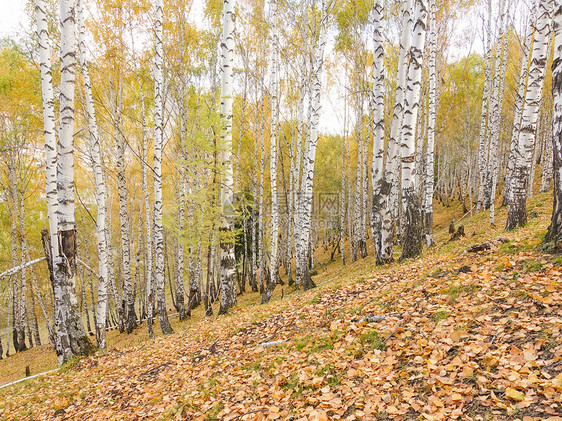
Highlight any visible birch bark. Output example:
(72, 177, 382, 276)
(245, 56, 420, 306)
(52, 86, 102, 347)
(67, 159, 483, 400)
(370, 0, 385, 262)
(400, 0, 428, 260)
(263, 0, 279, 304)
(55, 0, 95, 364)
(544, 4, 562, 247)
(218, 0, 237, 314)
(153, 0, 173, 333)
(423, 0, 436, 248)
(76, 0, 114, 346)
(506, 0, 554, 230)
(379, 0, 414, 264)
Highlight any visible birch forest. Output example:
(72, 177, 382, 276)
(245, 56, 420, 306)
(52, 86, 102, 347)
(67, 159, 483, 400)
(0, 0, 561, 418)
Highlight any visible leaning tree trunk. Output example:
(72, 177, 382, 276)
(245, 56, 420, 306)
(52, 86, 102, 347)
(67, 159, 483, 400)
(544, 4, 562, 249)
(153, 0, 173, 334)
(263, 0, 279, 304)
(76, 0, 112, 348)
(506, 0, 554, 230)
(54, 0, 95, 365)
(400, 0, 428, 261)
(218, 0, 237, 315)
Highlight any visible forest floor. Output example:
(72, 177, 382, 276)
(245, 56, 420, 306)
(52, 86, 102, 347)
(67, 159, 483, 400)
(0, 193, 561, 420)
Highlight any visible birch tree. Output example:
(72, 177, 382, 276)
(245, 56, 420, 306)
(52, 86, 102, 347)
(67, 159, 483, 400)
(263, 0, 279, 304)
(544, 3, 562, 248)
(370, 0, 385, 261)
(153, 0, 173, 334)
(76, 0, 112, 348)
(379, 0, 413, 264)
(218, 0, 237, 314)
(400, 0, 428, 260)
(54, 0, 94, 364)
(423, 0, 436, 248)
(506, 0, 554, 230)
(295, 0, 331, 290)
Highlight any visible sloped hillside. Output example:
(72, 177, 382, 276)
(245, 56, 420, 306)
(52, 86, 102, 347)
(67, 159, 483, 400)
(0, 194, 561, 421)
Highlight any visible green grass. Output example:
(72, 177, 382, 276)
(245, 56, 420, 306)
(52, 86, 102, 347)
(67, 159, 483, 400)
(432, 310, 450, 324)
(519, 259, 543, 273)
(359, 330, 385, 351)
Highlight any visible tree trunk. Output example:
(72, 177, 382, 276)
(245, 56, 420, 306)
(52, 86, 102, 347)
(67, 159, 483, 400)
(263, 0, 279, 304)
(400, 0, 428, 261)
(295, 0, 329, 290)
(506, 0, 554, 230)
(476, 0, 493, 212)
(218, 0, 238, 315)
(76, 0, 113, 347)
(153, 0, 173, 334)
(423, 0, 436, 248)
(544, 4, 562, 248)
(370, 0, 385, 262)
(379, 0, 414, 264)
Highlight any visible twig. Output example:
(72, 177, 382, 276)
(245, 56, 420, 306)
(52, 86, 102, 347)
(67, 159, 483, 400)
(257, 340, 286, 349)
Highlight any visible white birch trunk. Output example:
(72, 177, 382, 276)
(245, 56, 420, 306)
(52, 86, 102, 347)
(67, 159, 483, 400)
(503, 2, 537, 207)
(153, 0, 173, 333)
(423, 0, 436, 248)
(295, 0, 329, 290)
(488, 0, 508, 226)
(544, 4, 562, 246)
(370, 0, 385, 262)
(76, 0, 111, 348)
(55, 0, 94, 364)
(218, 0, 237, 314)
(400, 0, 428, 260)
(476, 0, 493, 212)
(379, 0, 414, 263)
(263, 0, 279, 304)
(506, 0, 554, 230)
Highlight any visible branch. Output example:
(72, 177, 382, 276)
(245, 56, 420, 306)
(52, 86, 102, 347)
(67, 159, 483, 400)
(77, 258, 99, 278)
(0, 257, 46, 279)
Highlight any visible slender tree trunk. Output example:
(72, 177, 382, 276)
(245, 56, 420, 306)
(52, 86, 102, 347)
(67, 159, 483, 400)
(153, 0, 173, 334)
(370, 0, 385, 262)
(488, 0, 508, 225)
(544, 4, 562, 248)
(76, 0, 113, 347)
(476, 0, 493, 212)
(503, 3, 537, 207)
(218, 0, 237, 314)
(295, 0, 329, 290)
(263, 0, 279, 304)
(423, 0, 436, 248)
(175, 171, 187, 320)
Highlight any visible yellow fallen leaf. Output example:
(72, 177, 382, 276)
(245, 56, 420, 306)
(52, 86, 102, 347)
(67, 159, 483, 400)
(505, 387, 525, 401)
(462, 366, 473, 378)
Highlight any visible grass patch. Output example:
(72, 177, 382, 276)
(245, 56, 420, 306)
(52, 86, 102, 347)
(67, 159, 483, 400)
(314, 364, 344, 386)
(432, 310, 450, 324)
(309, 294, 321, 305)
(519, 259, 543, 273)
(359, 330, 385, 351)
